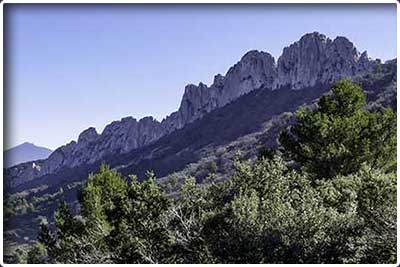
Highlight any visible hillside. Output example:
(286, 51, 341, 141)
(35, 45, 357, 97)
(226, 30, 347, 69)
(3, 32, 397, 257)
(4, 58, 396, 252)
(5, 32, 383, 190)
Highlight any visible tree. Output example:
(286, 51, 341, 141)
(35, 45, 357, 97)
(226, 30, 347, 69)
(55, 201, 81, 240)
(27, 242, 48, 264)
(27, 157, 395, 264)
(35, 221, 56, 262)
(279, 79, 396, 178)
(27, 165, 124, 264)
(27, 165, 172, 264)
(79, 164, 128, 227)
(106, 171, 171, 263)
(356, 168, 396, 263)
(164, 176, 217, 263)
(199, 157, 396, 263)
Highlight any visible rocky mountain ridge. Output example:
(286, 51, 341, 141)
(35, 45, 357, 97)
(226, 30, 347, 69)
(5, 32, 382, 188)
(3, 44, 396, 250)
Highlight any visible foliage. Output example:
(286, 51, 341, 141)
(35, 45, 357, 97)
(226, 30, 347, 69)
(105, 171, 171, 263)
(159, 173, 181, 194)
(27, 242, 48, 264)
(164, 176, 218, 263)
(26, 165, 171, 263)
(6, 246, 29, 264)
(279, 79, 396, 178)
(27, 160, 395, 263)
(257, 147, 276, 160)
(4, 194, 36, 218)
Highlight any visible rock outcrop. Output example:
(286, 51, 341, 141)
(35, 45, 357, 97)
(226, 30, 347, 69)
(162, 50, 277, 131)
(5, 160, 46, 188)
(274, 32, 379, 89)
(5, 32, 384, 188)
(40, 116, 166, 176)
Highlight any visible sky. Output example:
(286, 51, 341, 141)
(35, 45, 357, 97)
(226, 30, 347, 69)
(5, 4, 397, 150)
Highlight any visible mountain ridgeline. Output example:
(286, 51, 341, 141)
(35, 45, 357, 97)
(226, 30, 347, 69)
(3, 32, 397, 253)
(5, 32, 385, 189)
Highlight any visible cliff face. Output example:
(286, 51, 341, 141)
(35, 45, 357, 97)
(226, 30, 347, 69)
(163, 50, 277, 131)
(274, 32, 379, 89)
(5, 32, 384, 188)
(41, 116, 166, 175)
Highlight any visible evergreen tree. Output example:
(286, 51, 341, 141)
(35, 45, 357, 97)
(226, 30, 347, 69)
(27, 242, 48, 264)
(102, 171, 171, 263)
(279, 79, 396, 178)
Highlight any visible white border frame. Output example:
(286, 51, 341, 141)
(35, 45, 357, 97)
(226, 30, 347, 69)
(0, 1, 398, 266)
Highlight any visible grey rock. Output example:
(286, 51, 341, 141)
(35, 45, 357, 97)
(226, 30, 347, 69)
(274, 32, 378, 89)
(78, 127, 98, 144)
(5, 161, 45, 188)
(40, 116, 166, 175)
(162, 50, 277, 130)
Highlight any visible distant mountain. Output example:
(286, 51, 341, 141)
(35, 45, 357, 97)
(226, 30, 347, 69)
(4, 142, 52, 168)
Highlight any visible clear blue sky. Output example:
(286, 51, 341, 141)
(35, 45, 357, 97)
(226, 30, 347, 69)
(5, 4, 397, 150)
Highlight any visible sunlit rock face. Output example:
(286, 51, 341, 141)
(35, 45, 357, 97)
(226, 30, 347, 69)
(274, 32, 379, 90)
(163, 50, 277, 131)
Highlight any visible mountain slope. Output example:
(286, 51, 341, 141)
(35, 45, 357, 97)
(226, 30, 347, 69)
(4, 32, 383, 189)
(4, 59, 396, 249)
(4, 143, 52, 168)
(3, 32, 397, 249)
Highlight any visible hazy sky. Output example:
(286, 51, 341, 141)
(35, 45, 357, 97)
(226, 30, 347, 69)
(5, 4, 397, 150)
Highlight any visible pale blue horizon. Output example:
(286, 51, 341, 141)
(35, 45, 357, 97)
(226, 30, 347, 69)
(5, 4, 397, 150)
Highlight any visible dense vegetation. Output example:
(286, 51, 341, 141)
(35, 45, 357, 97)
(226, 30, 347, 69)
(24, 80, 396, 263)
(280, 79, 396, 178)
